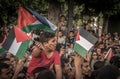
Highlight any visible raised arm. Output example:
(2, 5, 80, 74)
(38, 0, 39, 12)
(74, 54, 83, 79)
(55, 64, 62, 79)
(32, 42, 43, 57)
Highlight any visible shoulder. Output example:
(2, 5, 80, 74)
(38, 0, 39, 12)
(53, 51, 60, 56)
(53, 51, 59, 54)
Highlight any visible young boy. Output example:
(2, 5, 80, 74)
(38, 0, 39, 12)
(27, 30, 62, 79)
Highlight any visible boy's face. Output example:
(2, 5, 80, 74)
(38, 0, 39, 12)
(44, 37, 57, 51)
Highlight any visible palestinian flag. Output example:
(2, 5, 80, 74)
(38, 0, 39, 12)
(2, 29, 30, 59)
(104, 48, 113, 59)
(18, 6, 57, 33)
(74, 28, 97, 56)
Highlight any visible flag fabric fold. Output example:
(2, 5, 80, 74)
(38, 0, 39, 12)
(18, 5, 37, 29)
(25, 7, 57, 31)
(74, 28, 97, 56)
(18, 6, 57, 33)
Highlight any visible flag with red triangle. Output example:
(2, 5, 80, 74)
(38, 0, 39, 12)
(2, 28, 30, 59)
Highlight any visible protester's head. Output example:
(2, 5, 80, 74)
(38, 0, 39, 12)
(110, 56, 120, 68)
(0, 58, 10, 65)
(93, 61, 104, 70)
(84, 24, 90, 31)
(96, 65, 120, 79)
(91, 70, 99, 79)
(36, 69, 55, 79)
(60, 15, 66, 22)
(57, 30, 63, 37)
(34, 30, 56, 51)
(34, 30, 55, 43)
(96, 48, 101, 55)
(32, 67, 47, 79)
(92, 51, 98, 60)
(99, 42, 105, 49)
(81, 59, 91, 75)
(6, 52, 13, 59)
(0, 62, 12, 79)
(69, 30, 74, 37)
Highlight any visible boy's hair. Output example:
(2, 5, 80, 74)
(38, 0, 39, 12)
(36, 69, 55, 79)
(0, 62, 10, 74)
(94, 61, 104, 70)
(34, 30, 55, 43)
(69, 30, 74, 33)
(32, 67, 46, 75)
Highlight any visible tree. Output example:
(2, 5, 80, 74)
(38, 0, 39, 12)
(47, 0, 61, 25)
(83, 0, 120, 33)
(0, 0, 48, 26)
(0, 0, 120, 34)
(67, 0, 74, 32)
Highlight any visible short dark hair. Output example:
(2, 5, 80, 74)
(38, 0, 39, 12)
(97, 65, 120, 79)
(36, 69, 55, 79)
(0, 58, 10, 63)
(94, 61, 104, 70)
(110, 56, 120, 68)
(0, 63, 10, 74)
(32, 67, 46, 75)
(69, 30, 74, 33)
(34, 30, 55, 43)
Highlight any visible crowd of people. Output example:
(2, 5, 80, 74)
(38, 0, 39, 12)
(0, 15, 120, 79)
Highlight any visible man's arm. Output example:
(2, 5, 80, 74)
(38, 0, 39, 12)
(74, 54, 83, 79)
(55, 64, 62, 79)
(12, 54, 28, 79)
